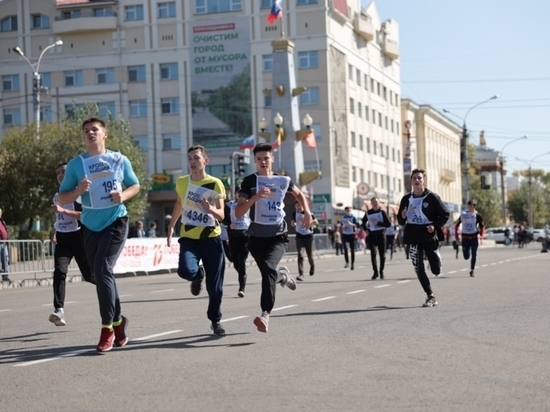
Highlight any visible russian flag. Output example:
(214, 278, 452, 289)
(239, 135, 255, 150)
(267, 0, 283, 24)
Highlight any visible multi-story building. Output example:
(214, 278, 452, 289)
(0, 0, 403, 228)
(401, 99, 462, 220)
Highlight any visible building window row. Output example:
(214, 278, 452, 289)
(263, 51, 319, 72)
(349, 64, 400, 107)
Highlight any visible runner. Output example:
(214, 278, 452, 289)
(361, 197, 391, 279)
(49, 162, 95, 327)
(166, 145, 227, 335)
(397, 169, 449, 307)
(59, 117, 140, 352)
(223, 186, 250, 297)
(341, 207, 359, 270)
(291, 200, 318, 281)
(386, 217, 398, 261)
(234, 143, 311, 333)
(455, 199, 484, 277)
(450, 224, 460, 259)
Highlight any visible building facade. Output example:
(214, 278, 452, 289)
(0, 0, 403, 228)
(401, 99, 462, 219)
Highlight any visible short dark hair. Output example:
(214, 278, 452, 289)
(82, 117, 106, 130)
(410, 168, 425, 178)
(344, 206, 351, 211)
(371, 196, 378, 202)
(467, 199, 477, 206)
(187, 145, 207, 156)
(253, 143, 273, 155)
(56, 162, 68, 169)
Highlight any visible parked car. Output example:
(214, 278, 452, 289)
(531, 229, 547, 242)
(483, 227, 509, 244)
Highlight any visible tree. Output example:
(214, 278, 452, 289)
(508, 179, 549, 227)
(0, 105, 150, 231)
(468, 175, 502, 227)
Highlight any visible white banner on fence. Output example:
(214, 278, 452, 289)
(113, 238, 179, 274)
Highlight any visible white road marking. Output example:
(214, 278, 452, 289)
(346, 289, 366, 294)
(0, 309, 12, 312)
(119, 294, 132, 298)
(133, 330, 183, 341)
(312, 296, 336, 302)
(374, 284, 391, 288)
(271, 305, 298, 312)
(447, 271, 457, 274)
(460, 268, 468, 271)
(150, 289, 176, 293)
(221, 316, 248, 323)
(42, 300, 78, 307)
(15, 349, 90, 367)
(396, 280, 412, 284)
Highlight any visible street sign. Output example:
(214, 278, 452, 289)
(353, 196, 364, 209)
(312, 194, 331, 204)
(356, 182, 369, 195)
(403, 158, 411, 174)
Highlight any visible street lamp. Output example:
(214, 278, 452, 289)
(13, 39, 63, 135)
(527, 152, 550, 229)
(499, 135, 527, 224)
(444, 94, 499, 209)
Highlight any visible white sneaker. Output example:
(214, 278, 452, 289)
(253, 311, 269, 333)
(49, 308, 66, 326)
(277, 266, 296, 291)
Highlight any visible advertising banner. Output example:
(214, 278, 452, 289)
(113, 238, 180, 274)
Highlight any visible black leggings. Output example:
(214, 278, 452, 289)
(409, 240, 441, 296)
(368, 233, 386, 273)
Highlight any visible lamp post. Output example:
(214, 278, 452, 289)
(13, 40, 63, 135)
(499, 135, 527, 225)
(444, 94, 498, 209)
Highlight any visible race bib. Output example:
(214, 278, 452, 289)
(181, 182, 218, 227)
(254, 175, 290, 225)
(81, 153, 124, 210)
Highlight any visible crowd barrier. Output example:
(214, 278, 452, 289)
(1, 233, 332, 283)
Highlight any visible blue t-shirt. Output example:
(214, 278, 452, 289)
(59, 150, 139, 232)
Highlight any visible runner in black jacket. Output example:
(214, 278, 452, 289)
(397, 169, 449, 307)
(361, 197, 391, 279)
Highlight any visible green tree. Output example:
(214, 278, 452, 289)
(468, 175, 502, 227)
(0, 105, 150, 230)
(508, 178, 549, 227)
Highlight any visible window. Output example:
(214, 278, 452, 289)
(97, 102, 115, 118)
(370, 78, 374, 91)
(378, 112, 382, 127)
(129, 100, 147, 117)
(365, 105, 369, 121)
(381, 174, 385, 189)
(40, 73, 51, 89)
(372, 109, 376, 125)
(385, 116, 388, 130)
(1, 16, 17, 32)
(40, 106, 52, 123)
(351, 131, 356, 148)
(374, 172, 378, 187)
(356, 69, 361, 86)
(94, 8, 113, 17)
(379, 143, 383, 156)
(392, 148, 395, 162)
(373, 141, 377, 155)
(349, 98, 354, 114)
(357, 102, 362, 118)
(32, 14, 50, 29)
(160, 63, 178, 80)
(299, 87, 319, 105)
(261, 0, 272, 8)
(264, 95, 272, 108)
(262, 55, 273, 71)
(397, 150, 401, 163)
(352, 166, 357, 182)
(195, 0, 242, 14)
(360, 168, 364, 183)
(368, 171, 372, 184)
(64, 70, 83, 87)
(395, 93, 399, 106)
(377, 82, 381, 96)
(304, 160, 322, 172)
(298, 51, 318, 69)
(364, 74, 368, 90)
(391, 119, 394, 133)
(158, 2, 176, 18)
(96, 68, 115, 84)
(3, 108, 21, 126)
(366, 137, 370, 153)
(311, 123, 322, 142)
(133, 135, 149, 151)
(389, 91, 393, 104)
(162, 133, 181, 150)
(2, 75, 20, 91)
(161, 97, 179, 114)
(297, 0, 318, 5)
(359, 135, 363, 151)
(65, 103, 85, 119)
(128, 65, 146, 82)
(125, 5, 144, 21)
(396, 121, 400, 135)
(348, 64, 353, 81)
(383, 86, 387, 101)
(62, 10, 81, 19)
(385, 145, 389, 158)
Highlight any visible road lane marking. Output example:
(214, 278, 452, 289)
(221, 316, 248, 322)
(374, 284, 391, 288)
(150, 289, 176, 293)
(396, 280, 412, 284)
(42, 301, 78, 307)
(15, 349, 90, 367)
(312, 296, 336, 302)
(346, 290, 366, 294)
(447, 271, 457, 274)
(133, 330, 183, 341)
(119, 294, 132, 298)
(0, 309, 12, 312)
(271, 305, 298, 312)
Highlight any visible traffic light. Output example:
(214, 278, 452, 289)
(480, 175, 490, 190)
(236, 154, 246, 177)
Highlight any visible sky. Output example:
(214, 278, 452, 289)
(364, 0, 550, 174)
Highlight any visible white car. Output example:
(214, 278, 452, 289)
(483, 227, 510, 244)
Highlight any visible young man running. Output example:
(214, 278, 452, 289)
(455, 199, 485, 277)
(361, 197, 391, 279)
(291, 201, 318, 281)
(235, 143, 311, 333)
(341, 207, 359, 270)
(223, 186, 250, 297)
(167, 145, 227, 335)
(397, 169, 449, 307)
(59, 117, 140, 352)
(386, 217, 398, 261)
(49, 162, 95, 326)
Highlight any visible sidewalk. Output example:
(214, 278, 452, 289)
(0, 240, 501, 290)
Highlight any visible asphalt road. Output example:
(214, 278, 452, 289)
(1, 245, 549, 412)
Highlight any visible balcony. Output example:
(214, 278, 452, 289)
(53, 11, 117, 34)
(440, 169, 457, 183)
(382, 38, 399, 60)
(353, 13, 374, 42)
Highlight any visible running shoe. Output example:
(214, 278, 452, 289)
(113, 315, 129, 347)
(253, 311, 269, 333)
(96, 327, 115, 352)
(238, 290, 245, 298)
(296, 275, 305, 281)
(190, 265, 206, 296)
(210, 322, 226, 336)
(309, 265, 315, 276)
(470, 270, 475, 277)
(277, 266, 296, 291)
(48, 308, 66, 327)
(422, 295, 438, 307)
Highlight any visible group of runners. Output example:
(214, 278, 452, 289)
(47, 117, 485, 353)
